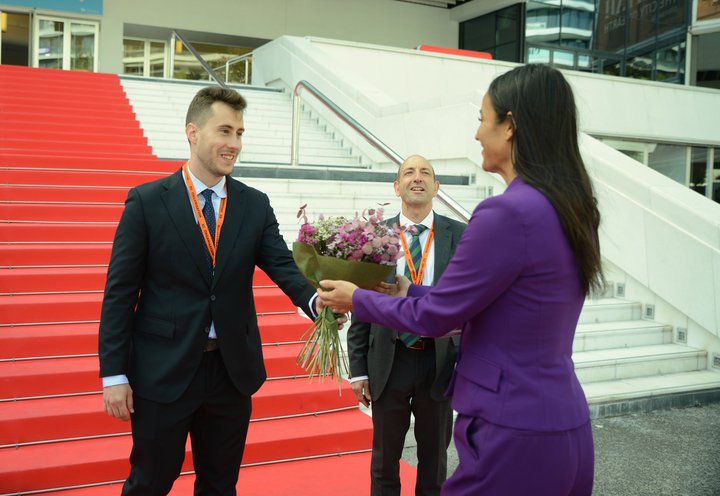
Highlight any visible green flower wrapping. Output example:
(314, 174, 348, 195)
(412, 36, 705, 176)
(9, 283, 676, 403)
(293, 242, 396, 389)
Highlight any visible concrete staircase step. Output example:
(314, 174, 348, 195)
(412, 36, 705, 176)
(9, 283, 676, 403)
(578, 298, 642, 324)
(574, 320, 672, 352)
(574, 344, 707, 384)
(121, 78, 372, 169)
(584, 370, 720, 417)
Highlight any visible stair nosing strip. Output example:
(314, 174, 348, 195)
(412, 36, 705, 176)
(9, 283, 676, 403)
(0, 449, 373, 496)
(0, 406, 360, 449)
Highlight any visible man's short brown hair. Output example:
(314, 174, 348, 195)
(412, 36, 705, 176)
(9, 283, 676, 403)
(185, 86, 247, 126)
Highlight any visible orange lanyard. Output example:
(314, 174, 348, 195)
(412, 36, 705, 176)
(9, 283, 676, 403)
(399, 224, 434, 285)
(182, 163, 227, 267)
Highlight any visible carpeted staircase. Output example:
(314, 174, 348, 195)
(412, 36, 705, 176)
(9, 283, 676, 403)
(0, 65, 414, 495)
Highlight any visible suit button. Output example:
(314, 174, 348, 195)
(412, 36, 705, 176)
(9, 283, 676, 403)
(204, 327, 210, 334)
(210, 295, 216, 301)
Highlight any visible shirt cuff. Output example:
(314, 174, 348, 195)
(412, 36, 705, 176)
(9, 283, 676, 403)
(349, 375, 368, 383)
(307, 293, 319, 320)
(102, 375, 129, 388)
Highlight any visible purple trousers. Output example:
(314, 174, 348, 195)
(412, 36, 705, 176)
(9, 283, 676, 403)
(443, 414, 594, 496)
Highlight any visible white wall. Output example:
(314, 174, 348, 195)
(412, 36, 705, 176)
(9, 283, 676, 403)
(252, 35, 720, 345)
(254, 37, 720, 149)
(99, 0, 458, 74)
(584, 133, 720, 339)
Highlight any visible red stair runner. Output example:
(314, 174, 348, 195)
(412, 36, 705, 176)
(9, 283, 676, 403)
(0, 65, 407, 495)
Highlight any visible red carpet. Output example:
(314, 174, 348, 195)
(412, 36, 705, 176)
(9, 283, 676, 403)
(28, 452, 418, 496)
(0, 65, 417, 494)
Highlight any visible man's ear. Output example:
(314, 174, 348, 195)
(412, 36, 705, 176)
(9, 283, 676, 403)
(393, 180, 401, 198)
(186, 123, 198, 145)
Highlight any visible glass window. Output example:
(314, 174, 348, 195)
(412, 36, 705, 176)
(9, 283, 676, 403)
(601, 59, 622, 76)
(34, 16, 98, 72)
(460, 4, 522, 62)
(578, 54, 591, 70)
(459, 13, 496, 52)
(647, 143, 688, 185)
(122, 38, 167, 78)
(1, 11, 30, 66)
(552, 49, 576, 67)
(495, 42, 520, 62)
(122, 38, 144, 75)
(497, 6, 520, 45)
(594, 11, 628, 53)
(690, 147, 709, 196)
(149, 41, 165, 78)
(527, 45, 551, 64)
(70, 22, 95, 71)
(172, 40, 248, 81)
(655, 42, 684, 82)
(626, 52, 653, 79)
(601, 138, 649, 164)
(37, 19, 63, 69)
(562, 9, 594, 31)
(526, 3, 561, 43)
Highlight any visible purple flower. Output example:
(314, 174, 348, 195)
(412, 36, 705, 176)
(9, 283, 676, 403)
(296, 205, 401, 265)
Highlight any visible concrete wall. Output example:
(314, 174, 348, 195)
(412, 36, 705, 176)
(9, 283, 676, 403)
(98, 0, 458, 74)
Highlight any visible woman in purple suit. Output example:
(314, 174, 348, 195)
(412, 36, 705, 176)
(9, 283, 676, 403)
(319, 64, 603, 495)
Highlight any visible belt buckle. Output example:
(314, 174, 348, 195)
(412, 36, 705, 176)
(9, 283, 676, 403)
(408, 338, 428, 350)
(204, 339, 219, 352)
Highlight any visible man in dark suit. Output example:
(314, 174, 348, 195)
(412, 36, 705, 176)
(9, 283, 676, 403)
(347, 155, 465, 496)
(98, 86, 318, 495)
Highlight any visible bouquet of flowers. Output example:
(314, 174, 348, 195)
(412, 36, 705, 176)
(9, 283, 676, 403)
(293, 205, 402, 388)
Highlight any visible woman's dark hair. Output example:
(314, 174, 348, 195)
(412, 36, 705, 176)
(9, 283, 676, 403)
(488, 64, 604, 296)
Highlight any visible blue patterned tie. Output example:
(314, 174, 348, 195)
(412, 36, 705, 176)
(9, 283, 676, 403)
(200, 189, 216, 274)
(398, 224, 427, 347)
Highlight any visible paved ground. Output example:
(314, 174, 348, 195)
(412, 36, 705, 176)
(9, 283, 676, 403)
(401, 402, 720, 495)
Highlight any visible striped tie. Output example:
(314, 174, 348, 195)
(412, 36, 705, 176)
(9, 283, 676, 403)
(201, 189, 216, 275)
(398, 224, 427, 347)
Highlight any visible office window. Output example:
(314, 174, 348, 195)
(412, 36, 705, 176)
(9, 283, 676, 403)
(460, 4, 522, 62)
(123, 38, 167, 78)
(33, 15, 98, 72)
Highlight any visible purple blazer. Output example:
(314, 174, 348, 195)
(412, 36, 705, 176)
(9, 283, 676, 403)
(353, 178, 590, 431)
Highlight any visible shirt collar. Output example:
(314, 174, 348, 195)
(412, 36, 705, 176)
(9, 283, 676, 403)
(186, 167, 227, 199)
(399, 210, 434, 230)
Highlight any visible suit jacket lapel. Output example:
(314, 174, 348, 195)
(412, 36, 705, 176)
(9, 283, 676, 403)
(161, 169, 212, 286)
(432, 213, 452, 285)
(384, 215, 401, 284)
(212, 178, 247, 287)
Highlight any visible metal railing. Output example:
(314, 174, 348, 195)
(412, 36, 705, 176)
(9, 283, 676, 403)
(172, 31, 252, 86)
(291, 80, 471, 222)
(222, 53, 252, 85)
(172, 30, 227, 88)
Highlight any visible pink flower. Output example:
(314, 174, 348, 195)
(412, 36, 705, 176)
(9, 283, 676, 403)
(295, 205, 402, 265)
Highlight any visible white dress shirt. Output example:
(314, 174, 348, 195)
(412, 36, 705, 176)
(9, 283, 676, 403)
(350, 210, 436, 384)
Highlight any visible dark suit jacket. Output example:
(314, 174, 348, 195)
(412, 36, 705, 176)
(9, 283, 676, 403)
(346, 213, 466, 401)
(98, 169, 315, 403)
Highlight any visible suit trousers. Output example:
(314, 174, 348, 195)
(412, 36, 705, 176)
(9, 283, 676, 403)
(443, 414, 594, 496)
(121, 350, 252, 496)
(370, 343, 453, 496)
